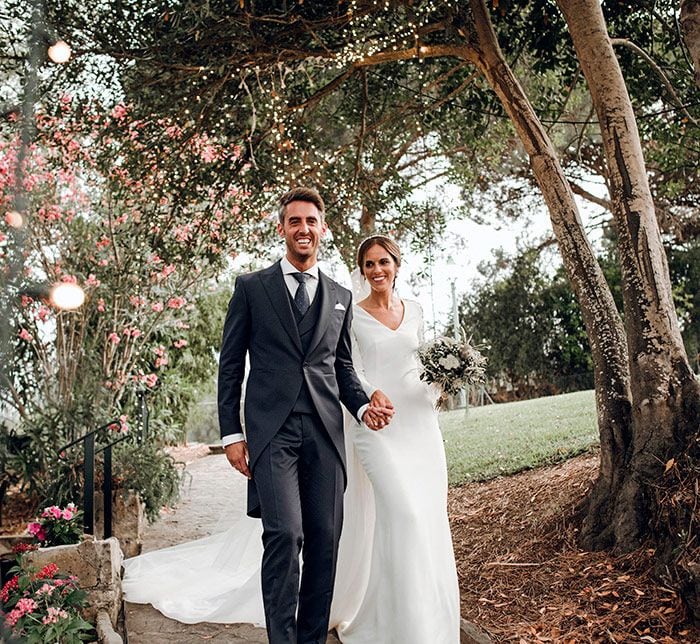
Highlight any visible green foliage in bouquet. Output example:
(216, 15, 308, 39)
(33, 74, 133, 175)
(417, 336, 487, 397)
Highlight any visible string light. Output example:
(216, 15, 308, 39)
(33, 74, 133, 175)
(47, 40, 71, 64)
(50, 282, 85, 310)
(5, 210, 24, 228)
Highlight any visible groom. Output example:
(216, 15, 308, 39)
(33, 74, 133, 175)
(218, 187, 393, 644)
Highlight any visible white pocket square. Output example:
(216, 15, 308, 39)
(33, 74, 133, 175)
(334, 302, 346, 311)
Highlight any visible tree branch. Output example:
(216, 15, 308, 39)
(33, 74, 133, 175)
(568, 179, 611, 211)
(610, 37, 699, 125)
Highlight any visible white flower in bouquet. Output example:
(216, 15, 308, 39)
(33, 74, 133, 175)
(417, 336, 487, 399)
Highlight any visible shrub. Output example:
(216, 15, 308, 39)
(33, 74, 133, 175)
(1, 553, 94, 644)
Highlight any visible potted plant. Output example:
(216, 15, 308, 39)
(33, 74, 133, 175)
(1, 546, 95, 643)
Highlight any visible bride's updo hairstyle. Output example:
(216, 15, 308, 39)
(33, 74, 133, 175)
(356, 235, 402, 286)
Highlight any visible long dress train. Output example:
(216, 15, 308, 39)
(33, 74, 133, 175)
(122, 299, 460, 643)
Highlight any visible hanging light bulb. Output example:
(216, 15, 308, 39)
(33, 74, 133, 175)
(5, 210, 24, 228)
(50, 282, 85, 310)
(48, 40, 71, 64)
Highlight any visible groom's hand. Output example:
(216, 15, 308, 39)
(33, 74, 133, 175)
(225, 441, 251, 479)
(362, 390, 395, 431)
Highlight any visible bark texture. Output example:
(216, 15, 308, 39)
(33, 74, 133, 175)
(558, 0, 700, 552)
(681, 0, 700, 88)
(465, 0, 634, 545)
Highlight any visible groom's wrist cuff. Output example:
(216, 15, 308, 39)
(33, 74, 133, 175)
(357, 403, 369, 425)
(222, 433, 245, 447)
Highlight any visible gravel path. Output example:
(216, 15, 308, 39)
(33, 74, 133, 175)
(123, 448, 340, 643)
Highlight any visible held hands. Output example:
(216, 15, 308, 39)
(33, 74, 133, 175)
(225, 441, 252, 479)
(362, 389, 395, 431)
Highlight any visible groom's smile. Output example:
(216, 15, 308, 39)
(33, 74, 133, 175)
(277, 199, 327, 269)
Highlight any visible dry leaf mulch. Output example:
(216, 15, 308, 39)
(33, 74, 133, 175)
(448, 453, 698, 643)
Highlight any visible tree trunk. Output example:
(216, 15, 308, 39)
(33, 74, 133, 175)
(466, 0, 634, 545)
(681, 0, 700, 89)
(558, 0, 700, 548)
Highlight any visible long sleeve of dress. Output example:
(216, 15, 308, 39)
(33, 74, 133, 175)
(351, 327, 377, 399)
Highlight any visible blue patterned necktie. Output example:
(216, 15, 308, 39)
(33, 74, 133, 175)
(292, 272, 311, 315)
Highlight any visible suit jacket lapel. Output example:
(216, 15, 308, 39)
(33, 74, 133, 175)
(260, 261, 303, 354)
(306, 271, 335, 357)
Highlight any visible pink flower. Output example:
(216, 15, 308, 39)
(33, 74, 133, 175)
(42, 606, 68, 624)
(153, 345, 166, 357)
(144, 373, 158, 388)
(97, 298, 106, 312)
(155, 356, 168, 369)
(19, 328, 33, 341)
(37, 306, 51, 322)
(61, 274, 77, 284)
(0, 231, 6, 243)
(5, 607, 21, 627)
(129, 295, 146, 307)
(119, 415, 129, 433)
(108, 332, 120, 345)
(111, 104, 128, 120)
(151, 302, 163, 312)
(61, 507, 74, 520)
(27, 521, 43, 536)
(200, 145, 219, 163)
(15, 597, 38, 617)
(85, 273, 101, 287)
(36, 582, 55, 597)
(173, 339, 188, 348)
(38, 205, 62, 221)
(98, 258, 109, 266)
(167, 296, 186, 309)
(159, 264, 176, 279)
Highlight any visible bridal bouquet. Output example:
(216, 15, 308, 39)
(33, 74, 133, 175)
(417, 336, 486, 400)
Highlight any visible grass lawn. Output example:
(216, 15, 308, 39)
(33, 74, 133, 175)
(440, 389, 599, 486)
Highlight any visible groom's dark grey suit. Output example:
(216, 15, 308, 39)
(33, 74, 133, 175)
(218, 259, 369, 644)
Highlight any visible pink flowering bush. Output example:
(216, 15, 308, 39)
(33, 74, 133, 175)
(27, 503, 83, 547)
(1, 102, 244, 517)
(1, 558, 94, 643)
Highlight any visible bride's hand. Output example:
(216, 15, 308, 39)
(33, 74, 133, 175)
(362, 394, 394, 430)
(370, 390, 394, 417)
(225, 441, 252, 479)
(362, 407, 387, 430)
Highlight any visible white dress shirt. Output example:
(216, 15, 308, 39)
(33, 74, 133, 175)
(222, 257, 369, 447)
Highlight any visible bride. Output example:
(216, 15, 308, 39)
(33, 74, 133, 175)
(122, 235, 461, 643)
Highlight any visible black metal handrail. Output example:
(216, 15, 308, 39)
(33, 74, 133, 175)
(59, 420, 130, 539)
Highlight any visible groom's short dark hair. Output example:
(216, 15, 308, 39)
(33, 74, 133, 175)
(278, 187, 325, 223)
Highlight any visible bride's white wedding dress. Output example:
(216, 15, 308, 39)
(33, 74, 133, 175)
(122, 299, 460, 643)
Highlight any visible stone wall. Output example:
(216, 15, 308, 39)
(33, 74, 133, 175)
(94, 490, 146, 558)
(25, 537, 124, 626)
